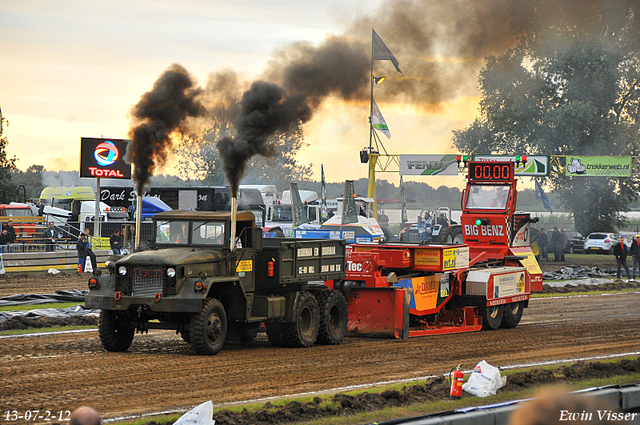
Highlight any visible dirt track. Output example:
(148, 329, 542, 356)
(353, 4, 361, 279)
(1, 261, 639, 423)
(1, 287, 639, 421)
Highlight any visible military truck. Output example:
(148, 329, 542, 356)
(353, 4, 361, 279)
(84, 210, 348, 355)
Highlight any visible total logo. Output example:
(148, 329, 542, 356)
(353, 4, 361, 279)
(94, 141, 119, 167)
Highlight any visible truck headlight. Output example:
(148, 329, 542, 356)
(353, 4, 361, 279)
(166, 268, 176, 278)
(118, 266, 128, 276)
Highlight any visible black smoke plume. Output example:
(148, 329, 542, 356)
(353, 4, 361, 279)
(217, 81, 311, 196)
(126, 64, 206, 195)
(130, 0, 639, 192)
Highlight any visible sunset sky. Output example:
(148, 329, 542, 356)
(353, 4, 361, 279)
(1, 0, 483, 188)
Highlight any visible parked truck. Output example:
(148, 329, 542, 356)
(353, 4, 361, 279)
(84, 210, 348, 355)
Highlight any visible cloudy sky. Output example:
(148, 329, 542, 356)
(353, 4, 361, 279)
(1, 0, 482, 186)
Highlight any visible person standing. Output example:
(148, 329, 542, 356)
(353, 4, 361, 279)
(558, 229, 566, 262)
(613, 236, 631, 282)
(629, 235, 640, 281)
(550, 227, 561, 261)
(3, 220, 16, 244)
(538, 228, 548, 261)
(43, 222, 59, 252)
(82, 229, 98, 272)
(110, 229, 122, 255)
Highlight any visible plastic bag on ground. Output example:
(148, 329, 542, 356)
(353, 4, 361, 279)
(462, 360, 507, 397)
(173, 400, 215, 425)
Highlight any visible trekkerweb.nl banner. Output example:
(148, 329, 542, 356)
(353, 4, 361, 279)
(565, 156, 631, 177)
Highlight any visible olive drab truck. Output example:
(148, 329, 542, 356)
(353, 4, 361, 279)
(85, 210, 348, 355)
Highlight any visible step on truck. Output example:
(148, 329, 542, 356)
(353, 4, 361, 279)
(85, 210, 348, 355)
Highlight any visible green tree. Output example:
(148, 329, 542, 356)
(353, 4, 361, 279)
(453, 13, 640, 235)
(11, 165, 44, 202)
(176, 102, 312, 188)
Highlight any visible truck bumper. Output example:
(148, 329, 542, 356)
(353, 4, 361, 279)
(85, 294, 202, 313)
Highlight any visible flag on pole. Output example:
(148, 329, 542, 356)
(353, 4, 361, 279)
(535, 179, 553, 213)
(372, 99, 391, 139)
(372, 29, 402, 73)
(321, 164, 328, 221)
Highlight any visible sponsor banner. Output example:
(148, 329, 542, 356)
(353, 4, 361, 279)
(473, 155, 549, 176)
(492, 271, 525, 299)
(395, 275, 439, 311)
(399, 154, 459, 176)
(565, 156, 632, 177)
(80, 137, 132, 179)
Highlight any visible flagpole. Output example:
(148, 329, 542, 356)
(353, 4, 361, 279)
(368, 29, 378, 219)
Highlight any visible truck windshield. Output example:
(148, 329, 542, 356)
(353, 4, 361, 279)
(156, 220, 191, 244)
(271, 205, 293, 222)
(191, 221, 226, 245)
(465, 184, 510, 210)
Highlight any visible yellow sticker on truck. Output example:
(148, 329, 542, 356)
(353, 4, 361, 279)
(236, 260, 253, 272)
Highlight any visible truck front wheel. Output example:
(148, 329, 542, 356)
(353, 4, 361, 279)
(98, 310, 134, 352)
(190, 298, 227, 355)
(482, 305, 504, 330)
(282, 291, 320, 347)
(316, 290, 348, 345)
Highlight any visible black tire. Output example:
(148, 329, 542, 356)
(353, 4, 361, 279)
(282, 291, 320, 347)
(315, 290, 348, 345)
(265, 321, 285, 347)
(98, 310, 134, 352)
(190, 298, 227, 355)
(482, 305, 504, 330)
(269, 228, 285, 237)
(446, 227, 464, 244)
(500, 302, 524, 328)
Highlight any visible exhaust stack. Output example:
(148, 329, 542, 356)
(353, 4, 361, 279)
(135, 194, 142, 251)
(230, 196, 238, 251)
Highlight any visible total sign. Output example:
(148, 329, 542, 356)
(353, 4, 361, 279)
(80, 137, 132, 179)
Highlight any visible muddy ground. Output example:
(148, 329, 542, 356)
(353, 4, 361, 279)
(1, 255, 639, 425)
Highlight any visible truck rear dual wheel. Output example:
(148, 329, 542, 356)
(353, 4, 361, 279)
(315, 289, 348, 345)
(500, 301, 523, 328)
(190, 298, 227, 355)
(282, 291, 320, 348)
(482, 305, 504, 330)
(98, 310, 135, 352)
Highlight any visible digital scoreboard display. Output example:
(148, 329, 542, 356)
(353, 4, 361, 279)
(468, 161, 514, 182)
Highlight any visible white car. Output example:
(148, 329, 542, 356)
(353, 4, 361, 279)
(583, 232, 618, 254)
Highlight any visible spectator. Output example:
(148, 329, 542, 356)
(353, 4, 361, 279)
(43, 222, 59, 252)
(613, 236, 630, 282)
(629, 234, 640, 281)
(378, 210, 389, 226)
(558, 229, 566, 262)
(538, 228, 548, 261)
(3, 220, 16, 244)
(82, 229, 98, 272)
(69, 406, 100, 425)
(110, 229, 122, 255)
(550, 227, 560, 261)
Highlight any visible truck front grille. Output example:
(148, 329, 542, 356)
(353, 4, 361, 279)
(131, 265, 164, 297)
